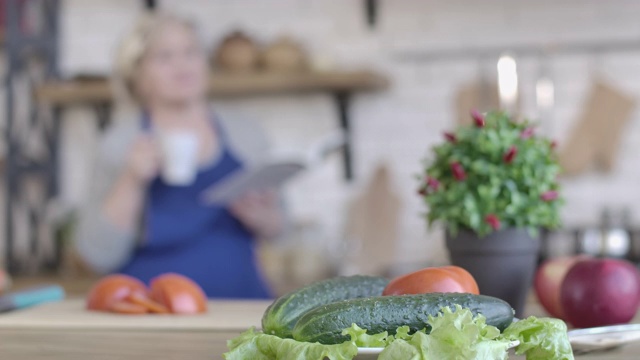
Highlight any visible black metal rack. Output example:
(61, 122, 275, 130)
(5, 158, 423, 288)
(4, 0, 60, 274)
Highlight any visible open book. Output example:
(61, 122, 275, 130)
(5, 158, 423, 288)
(202, 131, 346, 204)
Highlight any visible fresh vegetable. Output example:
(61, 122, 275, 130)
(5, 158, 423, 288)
(225, 307, 573, 360)
(261, 275, 389, 338)
(341, 323, 389, 347)
(86, 273, 207, 315)
(378, 306, 512, 360)
(292, 293, 514, 344)
(110, 300, 148, 314)
(534, 255, 587, 318)
(224, 327, 358, 360)
(150, 273, 207, 314)
(86, 274, 147, 312)
(383, 266, 479, 296)
(503, 316, 574, 360)
(126, 291, 170, 314)
(560, 258, 640, 328)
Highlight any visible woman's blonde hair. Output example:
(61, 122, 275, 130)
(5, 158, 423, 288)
(114, 12, 200, 104)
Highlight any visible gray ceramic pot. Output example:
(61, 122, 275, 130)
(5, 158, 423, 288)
(446, 228, 540, 317)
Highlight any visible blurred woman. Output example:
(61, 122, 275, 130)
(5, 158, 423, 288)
(75, 12, 284, 299)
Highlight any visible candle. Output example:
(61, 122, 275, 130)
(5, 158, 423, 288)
(497, 55, 518, 111)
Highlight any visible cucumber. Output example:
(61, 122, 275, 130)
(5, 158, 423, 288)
(292, 293, 514, 344)
(261, 275, 389, 338)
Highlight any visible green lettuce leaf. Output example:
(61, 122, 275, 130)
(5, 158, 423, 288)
(375, 338, 421, 360)
(503, 316, 574, 360)
(223, 327, 358, 360)
(341, 323, 389, 347)
(392, 325, 412, 341)
(379, 305, 511, 360)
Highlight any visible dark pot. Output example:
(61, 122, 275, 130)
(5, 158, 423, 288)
(446, 228, 540, 317)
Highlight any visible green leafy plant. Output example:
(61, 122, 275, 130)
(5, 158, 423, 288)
(419, 110, 562, 236)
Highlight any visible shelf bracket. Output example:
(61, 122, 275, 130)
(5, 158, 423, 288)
(333, 92, 354, 181)
(365, 0, 378, 28)
(144, 0, 157, 10)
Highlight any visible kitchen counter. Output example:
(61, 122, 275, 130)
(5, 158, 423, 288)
(0, 299, 268, 331)
(0, 328, 233, 359)
(0, 298, 639, 359)
(3, 327, 640, 360)
(0, 299, 268, 360)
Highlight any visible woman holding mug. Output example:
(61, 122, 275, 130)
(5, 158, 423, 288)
(76, 13, 284, 299)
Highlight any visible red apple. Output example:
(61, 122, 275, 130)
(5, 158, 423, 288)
(534, 256, 586, 319)
(560, 258, 640, 328)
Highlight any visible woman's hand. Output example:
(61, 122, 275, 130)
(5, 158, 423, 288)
(124, 135, 162, 185)
(103, 135, 161, 232)
(229, 190, 285, 240)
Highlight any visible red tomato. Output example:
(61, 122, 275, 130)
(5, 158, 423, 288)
(150, 273, 207, 314)
(126, 291, 170, 314)
(110, 301, 148, 314)
(86, 274, 148, 312)
(383, 266, 480, 296)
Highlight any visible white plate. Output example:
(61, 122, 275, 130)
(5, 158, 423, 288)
(355, 341, 520, 359)
(568, 324, 640, 352)
(356, 347, 385, 355)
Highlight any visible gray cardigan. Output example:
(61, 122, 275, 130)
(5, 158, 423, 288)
(75, 111, 271, 274)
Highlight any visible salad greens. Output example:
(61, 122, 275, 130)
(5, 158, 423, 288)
(378, 306, 512, 360)
(341, 323, 389, 348)
(224, 306, 574, 360)
(503, 316, 574, 360)
(224, 327, 357, 360)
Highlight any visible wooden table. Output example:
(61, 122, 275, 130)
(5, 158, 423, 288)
(0, 329, 235, 360)
(1, 299, 639, 359)
(0, 299, 269, 360)
(5, 328, 640, 360)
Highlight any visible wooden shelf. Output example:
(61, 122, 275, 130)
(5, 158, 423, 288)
(34, 70, 389, 106)
(34, 69, 389, 181)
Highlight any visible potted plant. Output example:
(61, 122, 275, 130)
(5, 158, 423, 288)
(419, 110, 562, 316)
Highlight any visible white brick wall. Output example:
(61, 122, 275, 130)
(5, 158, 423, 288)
(59, 0, 640, 266)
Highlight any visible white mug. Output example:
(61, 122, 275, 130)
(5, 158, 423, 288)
(158, 130, 199, 186)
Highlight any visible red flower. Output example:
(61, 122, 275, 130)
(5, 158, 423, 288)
(520, 127, 534, 139)
(485, 214, 501, 230)
(503, 146, 518, 164)
(550, 140, 557, 149)
(451, 162, 466, 181)
(426, 177, 440, 190)
(471, 110, 485, 127)
(540, 191, 558, 202)
(443, 132, 457, 143)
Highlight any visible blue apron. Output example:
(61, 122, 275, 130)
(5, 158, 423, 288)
(119, 114, 271, 299)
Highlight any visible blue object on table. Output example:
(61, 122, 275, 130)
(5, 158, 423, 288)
(0, 285, 65, 313)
